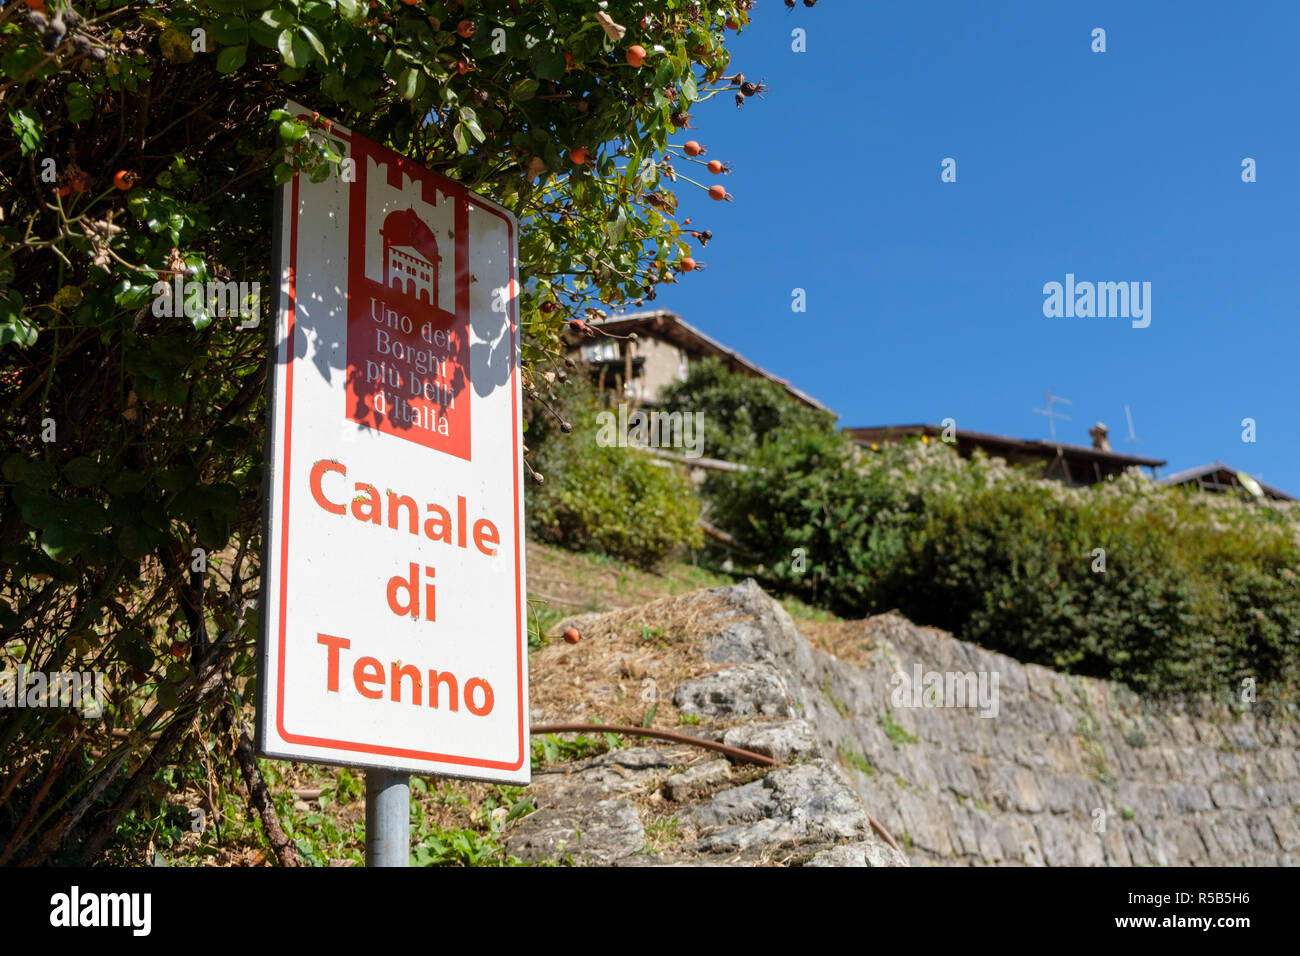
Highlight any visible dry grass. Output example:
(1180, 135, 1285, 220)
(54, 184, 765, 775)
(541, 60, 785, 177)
(798, 617, 881, 668)
(529, 591, 742, 729)
(525, 541, 737, 612)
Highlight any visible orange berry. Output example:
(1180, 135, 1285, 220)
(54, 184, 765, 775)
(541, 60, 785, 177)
(680, 257, 697, 272)
(570, 147, 588, 165)
(707, 159, 724, 174)
(113, 170, 137, 191)
(563, 628, 580, 645)
(708, 184, 727, 201)
(683, 140, 703, 157)
(626, 45, 646, 67)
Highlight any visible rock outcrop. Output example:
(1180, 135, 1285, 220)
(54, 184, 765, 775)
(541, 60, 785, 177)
(512, 580, 1299, 866)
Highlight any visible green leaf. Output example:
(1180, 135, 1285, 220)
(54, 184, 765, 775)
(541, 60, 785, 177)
(458, 107, 484, 143)
(261, 7, 295, 30)
(398, 67, 426, 101)
(65, 498, 108, 534)
(337, 0, 363, 21)
(63, 457, 102, 488)
(248, 18, 280, 48)
(196, 511, 231, 550)
(214, 424, 249, 450)
(65, 83, 94, 123)
(116, 629, 155, 672)
(534, 51, 565, 81)
(278, 119, 308, 143)
(105, 470, 147, 496)
(0, 290, 36, 347)
(205, 483, 242, 520)
(300, 0, 331, 22)
(157, 464, 199, 494)
(40, 524, 85, 562)
(510, 78, 539, 101)
(1, 454, 26, 484)
(8, 107, 42, 155)
(277, 28, 310, 68)
(680, 72, 698, 103)
(211, 17, 249, 45)
(113, 281, 154, 309)
(216, 45, 247, 74)
(157, 681, 180, 711)
(18, 490, 60, 527)
(298, 24, 327, 62)
(1, 44, 46, 82)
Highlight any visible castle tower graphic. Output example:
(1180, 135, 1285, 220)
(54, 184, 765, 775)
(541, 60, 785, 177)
(346, 144, 471, 460)
(363, 155, 456, 314)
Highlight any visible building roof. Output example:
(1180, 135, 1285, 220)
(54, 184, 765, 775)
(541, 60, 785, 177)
(847, 423, 1167, 472)
(576, 310, 834, 414)
(1159, 461, 1296, 502)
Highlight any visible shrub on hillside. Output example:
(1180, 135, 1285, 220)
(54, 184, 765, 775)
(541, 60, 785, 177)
(525, 381, 702, 569)
(658, 358, 838, 464)
(709, 429, 1300, 705)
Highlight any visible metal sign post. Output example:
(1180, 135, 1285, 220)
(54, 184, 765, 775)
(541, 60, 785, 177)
(365, 770, 410, 867)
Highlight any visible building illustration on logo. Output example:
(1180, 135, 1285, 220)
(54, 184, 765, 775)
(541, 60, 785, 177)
(381, 208, 441, 306)
(363, 155, 457, 316)
(346, 145, 471, 460)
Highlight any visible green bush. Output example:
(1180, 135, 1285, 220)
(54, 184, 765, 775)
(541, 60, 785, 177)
(707, 417, 1300, 705)
(658, 357, 838, 463)
(525, 381, 702, 568)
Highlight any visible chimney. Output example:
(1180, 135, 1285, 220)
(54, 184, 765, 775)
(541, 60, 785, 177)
(1089, 422, 1111, 452)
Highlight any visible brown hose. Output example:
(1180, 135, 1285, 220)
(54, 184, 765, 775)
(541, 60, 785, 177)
(531, 723, 777, 767)
(866, 814, 906, 858)
(531, 723, 907, 859)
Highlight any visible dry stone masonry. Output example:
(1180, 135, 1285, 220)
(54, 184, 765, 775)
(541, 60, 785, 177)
(513, 580, 1298, 866)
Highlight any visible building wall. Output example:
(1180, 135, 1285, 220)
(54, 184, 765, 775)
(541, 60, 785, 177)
(629, 335, 690, 404)
(568, 333, 691, 405)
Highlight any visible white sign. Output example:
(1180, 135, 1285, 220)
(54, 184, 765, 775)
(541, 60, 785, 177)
(257, 104, 528, 783)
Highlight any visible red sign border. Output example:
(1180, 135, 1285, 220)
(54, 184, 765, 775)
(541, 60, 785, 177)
(265, 124, 525, 774)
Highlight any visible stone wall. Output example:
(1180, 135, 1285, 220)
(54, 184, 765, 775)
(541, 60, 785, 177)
(522, 580, 1299, 866)
(733, 582, 1300, 866)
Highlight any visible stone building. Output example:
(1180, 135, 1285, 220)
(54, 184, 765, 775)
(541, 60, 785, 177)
(565, 309, 831, 413)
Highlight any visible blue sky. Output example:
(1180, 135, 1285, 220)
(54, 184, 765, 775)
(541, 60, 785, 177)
(651, 1, 1300, 493)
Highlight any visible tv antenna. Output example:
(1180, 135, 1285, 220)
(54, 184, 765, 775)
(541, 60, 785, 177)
(1123, 404, 1140, 455)
(1033, 390, 1072, 442)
